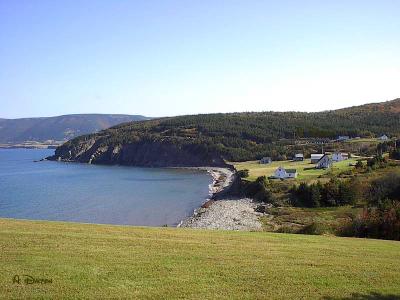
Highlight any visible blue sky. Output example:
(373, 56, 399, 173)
(1, 0, 399, 118)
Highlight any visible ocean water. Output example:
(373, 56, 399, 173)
(0, 149, 212, 226)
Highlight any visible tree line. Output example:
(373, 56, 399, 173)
(64, 100, 400, 162)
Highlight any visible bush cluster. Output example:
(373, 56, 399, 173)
(290, 178, 357, 208)
(339, 203, 400, 240)
(339, 172, 400, 240)
(242, 176, 275, 203)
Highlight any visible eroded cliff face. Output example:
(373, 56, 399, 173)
(47, 137, 228, 168)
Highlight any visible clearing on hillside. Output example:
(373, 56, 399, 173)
(233, 158, 362, 182)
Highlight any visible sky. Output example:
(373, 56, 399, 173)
(1, 0, 400, 118)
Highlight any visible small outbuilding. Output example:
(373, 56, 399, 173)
(379, 135, 389, 141)
(260, 157, 272, 164)
(337, 136, 350, 141)
(293, 153, 304, 161)
(332, 152, 349, 162)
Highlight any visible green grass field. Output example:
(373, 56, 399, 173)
(1, 218, 400, 299)
(344, 138, 381, 144)
(233, 158, 361, 182)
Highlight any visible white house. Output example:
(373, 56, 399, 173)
(337, 136, 350, 141)
(273, 167, 298, 179)
(379, 135, 389, 141)
(332, 152, 349, 162)
(260, 157, 272, 164)
(311, 154, 324, 163)
(316, 154, 333, 169)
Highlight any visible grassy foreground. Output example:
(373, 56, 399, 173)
(1, 218, 400, 299)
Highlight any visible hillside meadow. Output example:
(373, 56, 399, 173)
(233, 158, 361, 182)
(1, 218, 400, 299)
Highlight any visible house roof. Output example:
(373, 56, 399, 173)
(317, 154, 331, 163)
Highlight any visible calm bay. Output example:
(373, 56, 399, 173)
(0, 149, 211, 226)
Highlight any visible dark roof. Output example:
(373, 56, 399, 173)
(317, 154, 330, 163)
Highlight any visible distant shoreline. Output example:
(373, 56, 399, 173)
(0, 143, 61, 149)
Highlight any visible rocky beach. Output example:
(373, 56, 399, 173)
(178, 168, 263, 231)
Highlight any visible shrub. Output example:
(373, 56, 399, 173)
(368, 173, 400, 206)
(242, 176, 275, 203)
(298, 222, 328, 235)
(338, 203, 400, 241)
(290, 178, 357, 208)
(390, 148, 400, 160)
(355, 160, 364, 169)
(237, 169, 249, 178)
(276, 225, 299, 234)
(367, 155, 388, 169)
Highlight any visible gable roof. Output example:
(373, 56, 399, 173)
(317, 154, 330, 163)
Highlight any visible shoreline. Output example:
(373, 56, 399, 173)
(178, 167, 263, 231)
(168, 166, 234, 194)
(0, 143, 61, 149)
(176, 167, 235, 228)
(34, 156, 261, 231)
(196, 167, 235, 196)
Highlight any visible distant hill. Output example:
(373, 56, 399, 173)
(51, 98, 400, 167)
(0, 114, 150, 143)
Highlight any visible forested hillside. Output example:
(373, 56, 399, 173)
(52, 99, 400, 165)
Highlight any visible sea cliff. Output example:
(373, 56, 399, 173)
(47, 137, 228, 168)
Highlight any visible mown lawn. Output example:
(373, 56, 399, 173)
(233, 158, 362, 182)
(1, 218, 400, 299)
(345, 138, 381, 144)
